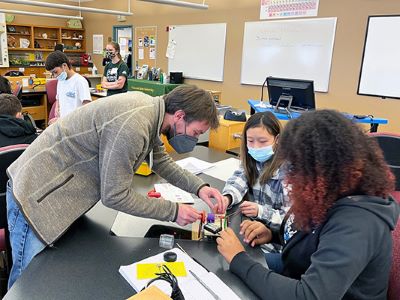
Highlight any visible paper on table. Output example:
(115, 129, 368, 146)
(119, 248, 208, 293)
(154, 183, 195, 204)
(175, 157, 215, 175)
(119, 248, 240, 300)
(203, 158, 240, 182)
(181, 272, 241, 300)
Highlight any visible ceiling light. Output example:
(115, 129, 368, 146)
(0, 9, 83, 19)
(138, 0, 208, 10)
(0, 0, 133, 16)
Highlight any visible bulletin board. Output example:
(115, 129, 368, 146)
(358, 15, 400, 99)
(134, 26, 157, 68)
(167, 23, 227, 82)
(240, 17, 337, 92)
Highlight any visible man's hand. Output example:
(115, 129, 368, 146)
(216, 228, 245, 264)
(198, 186, 227, 214)
(239, 201, 259, 217)
(240, 220, 272, 247)
(175, 204, 201, 226)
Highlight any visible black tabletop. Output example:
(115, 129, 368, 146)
(4, 146, 264, 300)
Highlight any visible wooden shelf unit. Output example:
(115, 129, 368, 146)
(6, 23, 86, 53)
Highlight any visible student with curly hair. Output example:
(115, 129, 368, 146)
(217, 109, 399, 299)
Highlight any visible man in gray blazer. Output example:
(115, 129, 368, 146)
(6, 85, 226, 288)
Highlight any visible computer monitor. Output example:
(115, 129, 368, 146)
(267, 77, 315, 111)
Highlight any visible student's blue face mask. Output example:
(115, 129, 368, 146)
(167, 123, 198, 154)
(57, 70, 67, 81)
(248, 144, 274, 163)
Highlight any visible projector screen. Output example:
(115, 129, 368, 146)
(358, 15, 400, 99)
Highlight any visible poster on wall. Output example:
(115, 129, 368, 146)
(149, 48, 156, 59)
(93, 34, 104, 54)
(260, 0, 319, 20)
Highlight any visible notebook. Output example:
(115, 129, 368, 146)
(119, 248, 240, 300)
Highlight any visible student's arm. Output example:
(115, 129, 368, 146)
(102, 63, 128, 90)
(107, 76, 126, 90)
(222, 166, 250, 207)
(99, 123, 179, 223)
(227, 209, 382, 300)
(77, 76, 92, 104)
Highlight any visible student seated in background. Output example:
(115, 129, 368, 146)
(45, 51, 91, 124)
(217, 109, 399, 300)
(222, 112, 290, 262)
(101, 42, 129, 96)
(0, 94, 37, 147)
(0, 75, 12, 94)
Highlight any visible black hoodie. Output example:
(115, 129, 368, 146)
(0, 114, 37, 147)
(230, 195, 400, 300)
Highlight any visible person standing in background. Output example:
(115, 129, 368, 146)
(101, 42, 129, 96)
(45, 51, 91, 124)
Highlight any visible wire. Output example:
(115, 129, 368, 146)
(143, 265, 185, 300)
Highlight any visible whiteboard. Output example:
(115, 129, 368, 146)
(358, 15, 400, 99)
(240, 18, 337, 92)
(168, 23, 227, 82)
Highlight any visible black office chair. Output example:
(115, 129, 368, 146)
(370, 132, 400, 190)
(4, 71, 24, 77)
(0, 144, 29, 296)
(83, 76, 92, 88)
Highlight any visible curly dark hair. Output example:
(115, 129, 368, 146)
(278, 109, 395, 230)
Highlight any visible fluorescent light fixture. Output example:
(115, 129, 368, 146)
(0, 9, 83, 19)
(0, 0, 133, 16)
(138, 0, 208, 10)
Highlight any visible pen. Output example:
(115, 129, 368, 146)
(189, 270, 221, 300)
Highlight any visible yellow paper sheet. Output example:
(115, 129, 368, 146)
(136, 262, 187, 280)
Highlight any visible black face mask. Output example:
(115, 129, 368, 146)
(105, 51, 116, 59)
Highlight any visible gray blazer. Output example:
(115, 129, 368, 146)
(7, 92, 205, 245)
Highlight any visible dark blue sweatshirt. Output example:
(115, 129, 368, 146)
(230, 195, 399, 300)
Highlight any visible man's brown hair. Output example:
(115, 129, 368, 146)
(164, 85, 219, 129)
(0, 94, 22, 116)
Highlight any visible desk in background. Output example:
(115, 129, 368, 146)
(21, 86, 48, 126)
(127, 79, 180, 96)
(5, 146, 262, 300)
(248, 99, 388, 132)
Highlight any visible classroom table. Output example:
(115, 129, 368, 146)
(248, 99, 389, 133)
(127, 79, 180, 96)
(4, 146, 264, 300)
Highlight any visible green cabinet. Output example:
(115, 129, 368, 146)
(127, 79, 180, 96)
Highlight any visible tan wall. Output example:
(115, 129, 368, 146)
(3, 0, 400, 132)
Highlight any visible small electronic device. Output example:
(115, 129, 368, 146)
(223, 110, 247, 122)
(137, 65, 149, 80)
(267, 76, 315, 112)
(353, 114, 369, 119)
(170, 72, 183, 84)
(203, 223, 222, 235)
